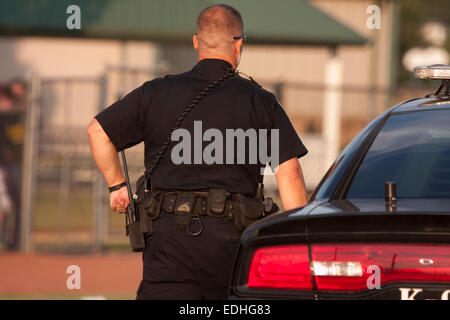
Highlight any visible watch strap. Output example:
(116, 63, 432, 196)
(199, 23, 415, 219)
(109, 181, 127, 193)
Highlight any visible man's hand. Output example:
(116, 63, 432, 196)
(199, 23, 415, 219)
(110, 186, 130, 213)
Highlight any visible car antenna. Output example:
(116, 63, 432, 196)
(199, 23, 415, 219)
(385, 181, 397, 212)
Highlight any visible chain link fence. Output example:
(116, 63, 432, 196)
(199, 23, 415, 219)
(26, 67, 156, 252)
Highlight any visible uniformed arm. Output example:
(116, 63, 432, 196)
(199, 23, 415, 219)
(87, 118, 129, 213)
(275, 158, 308, 210)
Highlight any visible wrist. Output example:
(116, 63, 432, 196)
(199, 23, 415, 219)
(108, 181, 127, 193)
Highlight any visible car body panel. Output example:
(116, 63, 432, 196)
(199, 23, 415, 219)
(393, 96, 450, 113)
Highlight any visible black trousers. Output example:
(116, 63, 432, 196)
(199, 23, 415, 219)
(136, 211, 242, 300)
(4, 164, 21, 250)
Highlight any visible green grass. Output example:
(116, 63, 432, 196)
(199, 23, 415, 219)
(27, 183, 131, 251)
(31, 240, 131, 253)
(34, 183, 124, 232)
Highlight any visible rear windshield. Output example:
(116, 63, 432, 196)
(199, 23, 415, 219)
(347, 109, 450, 199)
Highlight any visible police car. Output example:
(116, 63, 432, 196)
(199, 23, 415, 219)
(229, 65, 450, 300)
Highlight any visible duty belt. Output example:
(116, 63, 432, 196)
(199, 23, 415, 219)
(151, 190, 237, 236)
(160, 191, 236, 220)
(142, 187, 277, 236)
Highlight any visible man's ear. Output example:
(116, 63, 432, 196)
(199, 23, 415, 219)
(234, 38, 243, 56)
(193, 34, 199, 51)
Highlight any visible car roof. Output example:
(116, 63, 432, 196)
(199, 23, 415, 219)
(392, 96, 450, 113)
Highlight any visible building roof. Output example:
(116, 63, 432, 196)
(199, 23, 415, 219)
(0, 0, 366, 45)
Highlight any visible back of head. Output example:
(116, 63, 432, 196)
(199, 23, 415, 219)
(196, 4, 243, 55)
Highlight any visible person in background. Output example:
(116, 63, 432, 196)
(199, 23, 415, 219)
(10, 80, 27, 112)
(0, 86, 13, 249)
(0, 82, 26, 250)
(0, 167, 12, 249)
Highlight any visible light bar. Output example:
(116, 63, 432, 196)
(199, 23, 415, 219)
(413, 64, 450, 80)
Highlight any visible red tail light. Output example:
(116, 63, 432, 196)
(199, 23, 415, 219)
(312, 244, 450, 291)
(247, 245, 312, 289)
(246, 243, 450, 291)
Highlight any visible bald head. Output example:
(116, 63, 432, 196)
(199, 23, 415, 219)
(196, 4, 244, 53)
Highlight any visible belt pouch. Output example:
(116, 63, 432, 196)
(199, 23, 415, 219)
(208, 188, 227, 216)
(175, 192, 196, 228)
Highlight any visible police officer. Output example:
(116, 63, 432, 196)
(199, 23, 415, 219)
(88, 4, 308, 299)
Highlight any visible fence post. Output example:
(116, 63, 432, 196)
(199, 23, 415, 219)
(58, 80, 71, 246)
(322, 47, 343, 171)
(20, 74, 41, 253)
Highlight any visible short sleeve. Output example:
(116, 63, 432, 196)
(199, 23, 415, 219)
(271, 100, 308, 168)
(95, 84, 147, 151)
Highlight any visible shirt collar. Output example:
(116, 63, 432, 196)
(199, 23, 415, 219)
(191, 59, 233, 80)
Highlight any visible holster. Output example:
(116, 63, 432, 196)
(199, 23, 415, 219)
(234, 194, 265, 231)
(136, 175, 162, 222)
(233, 191, 279, 231)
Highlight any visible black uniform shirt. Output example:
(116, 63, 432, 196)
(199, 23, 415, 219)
(0, 110, 25, 166)
(96, 59, 307, 196)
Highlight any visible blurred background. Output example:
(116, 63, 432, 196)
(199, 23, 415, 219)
(0, 0, 449, 299)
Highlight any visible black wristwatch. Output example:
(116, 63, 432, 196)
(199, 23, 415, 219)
(109, 181, 127, 193)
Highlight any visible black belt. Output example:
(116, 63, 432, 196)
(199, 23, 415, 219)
(159, 191, 236, 220)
